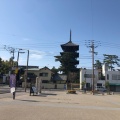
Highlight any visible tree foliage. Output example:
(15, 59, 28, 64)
(0, 57, 11, 74)
(94, 60, 102, 70)
(0, 57, 17, 75)
(103, 54, 120, 71)
(81, 80, 86, 89)
(51, 66, 59, 74)
(55, 52, 78, 74)
(105, 81, 110, 94)
(94, 60, 104, 79)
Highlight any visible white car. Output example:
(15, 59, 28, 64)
(95, 86, 107, 92)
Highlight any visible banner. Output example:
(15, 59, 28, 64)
(9, 74, 16, 88)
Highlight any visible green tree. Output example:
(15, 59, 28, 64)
(0, 57, 11, 74)
(81, 80, 86, 90)
(94, 60, 104, 79)
(105, 81, 110, 95)
(103, 54, 120, 71)
(55, 52, 78, 74)
(94, 60, 102, 70)
(51, 66, 59, 74)
(73, 71, 80, 83)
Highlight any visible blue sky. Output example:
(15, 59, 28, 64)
(0, 0, 120, 69)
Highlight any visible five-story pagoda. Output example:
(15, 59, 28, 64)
(55, 30, 79, 75)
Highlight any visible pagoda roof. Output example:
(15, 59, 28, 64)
(61, 30, 79, 47)
(61, 40, 79, 47)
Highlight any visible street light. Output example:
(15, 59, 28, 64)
(17, 49, 29, 92)
(16, 49, 25, 87)
(17, 49, 25, 68)
(25, 50, 29, 92)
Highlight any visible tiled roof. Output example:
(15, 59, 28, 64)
(53, 74, 67, 81)
(61, 41, 79, 47)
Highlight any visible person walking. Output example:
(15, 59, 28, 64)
(9, 70, 16, 100)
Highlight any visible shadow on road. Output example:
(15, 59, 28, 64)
(41, 93, 57, 96)
(18, 99, 40, 102)
(29, 93, 57, 97)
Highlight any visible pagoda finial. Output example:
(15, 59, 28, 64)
(70, 29, 72, 42)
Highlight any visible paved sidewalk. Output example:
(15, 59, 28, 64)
(0, 90, 120, 120)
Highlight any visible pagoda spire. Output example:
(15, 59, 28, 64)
(69, 29, 72, 42)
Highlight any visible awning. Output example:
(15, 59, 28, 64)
(109, 83, 120, 86)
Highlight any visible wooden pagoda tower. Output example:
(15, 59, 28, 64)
(60, 30, 79, 72)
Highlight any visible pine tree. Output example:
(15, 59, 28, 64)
(103, 54, 120, 71)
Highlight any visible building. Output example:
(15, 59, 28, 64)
(26, 66, 53, 83)
(39, 66, 54, 83)
(80, 66, 120, 92)
(23, 66, 66, 89)
(18, 65, 39, 69)
(105, 71, 120, 91)
(52, 74, 67, 84)
(80, 69, 100, 90)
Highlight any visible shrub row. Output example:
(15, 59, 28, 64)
(67, 90, 76, 94)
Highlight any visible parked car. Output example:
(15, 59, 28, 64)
(95, 86, 107, 92)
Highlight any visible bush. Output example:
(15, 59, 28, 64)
(67, 90, 76, 94)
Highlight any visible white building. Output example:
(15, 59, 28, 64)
(80, 69, 102, 90)
(105, 71, 120, 91)
(80, 66, 120, 92)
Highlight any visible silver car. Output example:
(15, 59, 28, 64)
(95, 86, 107, 92)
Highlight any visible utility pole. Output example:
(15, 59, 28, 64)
(85, 40, 101, 95)
(8, 47, 15, 69)
(11, 48, 15, 68)
(17, 51, 20, 68)
(84, 68, 86, 89)
(4, 46, 16, 70)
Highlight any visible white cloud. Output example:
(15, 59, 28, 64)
(29, 50, 46, 60)
(23, 38, 31, 41)
(30, 50, 46, 54)
(30, 54, 43, 60)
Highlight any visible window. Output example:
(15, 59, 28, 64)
(39, 73, 48, 77)
(42, 80, 49, 83)
(112, 74, 120, 80)
(97, 83, 102, 86)
(107, 74, 109, 80)
(84, 74, 95, 78)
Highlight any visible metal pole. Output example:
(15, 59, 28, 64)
(17, 51, 19, 68)
(84, 70, 86, 93)
(85, 70, 86, 88)
(12, 49, 15, 68)
(15, 51, 19, 88)
(25, 50, 29, 92)
(92, 42, 95, 95)
(17, 50, 25, 67)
